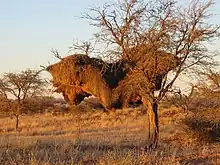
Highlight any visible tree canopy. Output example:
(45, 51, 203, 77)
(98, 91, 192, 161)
(0, 69, 47, 130)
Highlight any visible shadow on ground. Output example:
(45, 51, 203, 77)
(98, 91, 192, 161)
(185, 116, 220, 143)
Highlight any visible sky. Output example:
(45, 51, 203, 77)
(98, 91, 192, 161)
(0, 0, 108, 74)
(0, 0, 220, 76)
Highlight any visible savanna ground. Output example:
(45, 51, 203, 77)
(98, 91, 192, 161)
(0, 103, 220, 165)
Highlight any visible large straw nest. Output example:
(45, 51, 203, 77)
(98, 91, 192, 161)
(47, 54, 113, 108)
(111, 68, 153, 108)
(127, 44, 180, 76)
(47, 45, 180, 109)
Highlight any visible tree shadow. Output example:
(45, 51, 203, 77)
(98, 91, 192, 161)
(184, 116, 220, 143)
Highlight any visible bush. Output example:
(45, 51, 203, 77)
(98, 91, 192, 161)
(184, 112, 220, 143)
(0, 97, 16, 117)
(188, 96, 220, 112)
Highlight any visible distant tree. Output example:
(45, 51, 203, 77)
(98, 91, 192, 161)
(196, 69, 220, 94)
(165, 84, 196, 112)
(192, 70, 220, 110)
(0, 69, 47, 130)
(167, 69, 220, 112)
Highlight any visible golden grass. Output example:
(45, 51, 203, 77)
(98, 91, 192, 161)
(0, 107, 220, 164)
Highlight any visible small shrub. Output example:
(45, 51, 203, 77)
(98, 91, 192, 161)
(184, 114, 220, 143)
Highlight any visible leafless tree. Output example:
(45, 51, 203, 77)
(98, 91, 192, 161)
(0, 69, 47, 130)
(200, 69, 220, 90)
(79, 0, 220, 148)
(165, 84, 196, 112)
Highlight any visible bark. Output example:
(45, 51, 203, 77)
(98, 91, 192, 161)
(15, 102, 21, 131)
(15, 115, 19, 130)
(142, 96, 159, 149)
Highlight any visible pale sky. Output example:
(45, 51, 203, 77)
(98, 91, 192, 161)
(0, 0, 108, 74)
(0, 0, 220, 76)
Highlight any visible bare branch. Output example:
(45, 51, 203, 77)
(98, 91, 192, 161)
(51, 49, 62, 60)
(69, 40, 95, 56)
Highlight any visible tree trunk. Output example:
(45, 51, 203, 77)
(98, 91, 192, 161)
(142, 96, 159, 150)
(15, 102, 21, 131)
(15, 115, 19, 130)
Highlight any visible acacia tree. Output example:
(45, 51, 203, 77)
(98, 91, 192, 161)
(165, 69, 220, 113)
(165, 85, 196, 112)
(0, 69, 46, 130)
(79, 0, 219, 148)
